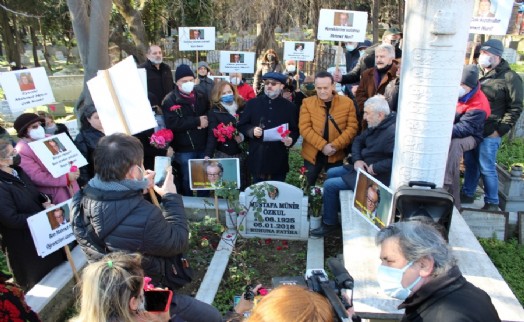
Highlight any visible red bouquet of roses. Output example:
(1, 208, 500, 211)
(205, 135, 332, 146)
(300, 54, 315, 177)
(150, 128, 174, 149)
(213, 122, 237, 143)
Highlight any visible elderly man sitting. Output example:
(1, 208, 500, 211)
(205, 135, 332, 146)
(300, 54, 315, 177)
(310, 95, 395, 238)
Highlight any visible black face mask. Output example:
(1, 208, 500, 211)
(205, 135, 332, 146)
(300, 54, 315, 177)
(267, 55, 275, 62)
(11, 154, 21, 167)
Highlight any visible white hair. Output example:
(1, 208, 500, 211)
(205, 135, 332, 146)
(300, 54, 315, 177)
(364, 94, 390, 115)
(376, 44, 396, 58)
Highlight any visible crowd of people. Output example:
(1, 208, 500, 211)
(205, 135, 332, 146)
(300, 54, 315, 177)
(0, 27, 518, 321)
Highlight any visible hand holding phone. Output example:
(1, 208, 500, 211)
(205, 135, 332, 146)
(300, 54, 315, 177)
(144, 289, 173, 312)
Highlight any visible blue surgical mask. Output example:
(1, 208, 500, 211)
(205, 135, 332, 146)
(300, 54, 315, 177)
(220, 94, 234, 104)
(377, 262, 421, 300)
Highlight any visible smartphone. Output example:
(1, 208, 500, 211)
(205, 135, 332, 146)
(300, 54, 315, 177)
(144, 289, 173, 312)
(154, 156, 171, 185)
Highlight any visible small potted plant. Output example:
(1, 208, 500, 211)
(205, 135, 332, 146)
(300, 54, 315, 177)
(510, 163, 523, 177)
(309, 186, 323, 229)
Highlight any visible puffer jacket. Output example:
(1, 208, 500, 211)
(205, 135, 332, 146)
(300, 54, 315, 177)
(454, 84, 491, 144)
(345, 112, 396, 186)
(71, 186, 188, 283)
(299, 94, 358, 164)
(479, 59, 523, 137)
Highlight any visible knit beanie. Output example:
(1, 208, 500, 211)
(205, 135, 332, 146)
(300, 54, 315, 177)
(461, 65, 479, 88)
(480, 39, 504, 57)
(14, 113, 43, 138)
(175, 64, 194, 82)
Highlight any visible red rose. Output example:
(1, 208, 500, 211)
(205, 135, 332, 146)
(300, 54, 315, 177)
(264, 238, 272, 245)
(0, 299, 22, 320)
(170, 104, 182, 111)
(276, 246, 282, 251)
(281, 240, 288, 245)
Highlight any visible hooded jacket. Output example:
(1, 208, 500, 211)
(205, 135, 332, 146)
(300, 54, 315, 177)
(454, 84, 491, 144)
(479, 59, 523, 137)
(72, 186, 188, 283)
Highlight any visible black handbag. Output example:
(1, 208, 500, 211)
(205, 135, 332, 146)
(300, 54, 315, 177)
(160, 254, 194, 289)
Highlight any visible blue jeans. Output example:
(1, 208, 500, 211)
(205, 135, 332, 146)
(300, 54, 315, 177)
(173, 151, 209, 197)
(322, 166, 355, 225)
(462, 136, 501, 204)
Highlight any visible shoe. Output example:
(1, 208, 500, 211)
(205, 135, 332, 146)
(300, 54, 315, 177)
(460, 193, 475, 204)
(310, 223, 339, 238)
(481, 203, 499, 211)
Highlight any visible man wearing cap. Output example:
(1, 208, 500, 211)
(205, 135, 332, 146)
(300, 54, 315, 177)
(461, 39, 523, 210)
(345, 40, 372, 72)
(162, 64, 210, 196)
(334, 27, 402, 87)
(444, 65, 490, 209)
(195, 61, 214, 100)
(299, 71, 358, 185)
(139, 45, 174, 104)
(238, 72, 299, 182)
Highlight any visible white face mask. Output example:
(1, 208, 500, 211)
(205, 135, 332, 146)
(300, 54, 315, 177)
(377, 262, 421, 300)
(230, 77, 241, 86)
(180, 81, 195, 94)
(28, 126, 46, 141)
(458, 86, 467, 98)
(286, 65, 296, 73)
(478, 54, 492, 68)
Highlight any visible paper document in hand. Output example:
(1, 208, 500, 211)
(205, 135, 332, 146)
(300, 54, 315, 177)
(263, 123, 288, 142)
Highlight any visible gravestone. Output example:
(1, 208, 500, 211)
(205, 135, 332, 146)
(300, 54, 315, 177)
(502, 48, 518, 64)
(238, 181, 309, 240)
(0, 100, 15, 122)
(461, 208, 508, 240)
(519, 212, 524, 245)
(55, 51, 65, 61)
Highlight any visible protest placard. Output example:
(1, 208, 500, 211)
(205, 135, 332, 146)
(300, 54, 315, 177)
(179, 27, 216, 51)
(87, 56, 157, 135)
(0, 67, 56, 113)
(189, 158, 240, 190)
(219, 51, 256, 74)
(283, 41, 315, 61)
(470, 0, 513, 35)
(317, 9, 368, 42)
(27, 201, 75, 257)
(27, 132, 87, 178)
(352, 169, 394, 231)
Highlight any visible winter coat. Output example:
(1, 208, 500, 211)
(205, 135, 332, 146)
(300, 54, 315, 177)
(479, 59, 523, 137)
(238, 95, 299, 176)
(16, 138, 79, 204)
(399, 266, 500, 322)
(356, 63, 399, 113)
(195, 76, 214, 100)
(345, 112, 396, 186)
(74, 127, 104, 187)
(236, 83, 256, 102)
(299, 94, 358, 164)
(345, 48, 361, 72)
(0, 167, 64, 290)
(71, 186, 189, 284)
(139, 60, 174, 103)
(162, 87, 209, 152)
(454, 85, 491, 144)
(205, 104, 244, 157)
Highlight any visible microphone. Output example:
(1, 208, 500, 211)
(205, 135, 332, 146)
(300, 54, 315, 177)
(328, 257, 354, 290)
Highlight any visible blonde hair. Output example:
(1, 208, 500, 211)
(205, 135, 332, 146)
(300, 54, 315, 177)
(247, 285, 334, 322)
(70, 253, 144, 322)
(210, 80, 244, 107)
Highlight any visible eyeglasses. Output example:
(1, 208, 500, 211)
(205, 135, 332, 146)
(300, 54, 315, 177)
(367, 196, 378, 205)
(207, 172, 222, 177)
(263, 80, 279, 87)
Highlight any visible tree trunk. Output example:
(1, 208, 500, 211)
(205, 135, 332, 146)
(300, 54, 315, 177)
(30, 24, 41, 68)
(0, 0, 21, 68)
(67, 0, 111, 109)
(372, 0, 380, 43)
(113, 0, 149, 62)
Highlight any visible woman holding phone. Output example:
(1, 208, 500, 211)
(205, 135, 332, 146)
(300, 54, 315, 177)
(70, 252, 171, 322)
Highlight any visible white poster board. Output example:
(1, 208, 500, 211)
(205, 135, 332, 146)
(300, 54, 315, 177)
(87, 56, 157, 135)
(317, 9, 368, 42)
(27, 133, 88, 178)
(27, 201, 75, 257)
(0, 67, 56, 113)
(179, 27, 216, 51)
(219, 51, 256, 73)
(352, 169, 394, 230)
(64, 120, 79, 140)
(469, 0, 513, 35)
(283, 41, 315, 62)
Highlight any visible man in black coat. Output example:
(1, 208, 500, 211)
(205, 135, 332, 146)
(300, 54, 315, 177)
(71, 134, 221, 322)
(238, 72, 299, 182)
(162, 64, 209, 196)
(139, 45, 174, 104)
(311, 95, 395, 238)
(372, 221, 500, 322)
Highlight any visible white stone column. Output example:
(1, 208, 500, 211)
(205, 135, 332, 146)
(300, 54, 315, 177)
(390, 0, 475, 190)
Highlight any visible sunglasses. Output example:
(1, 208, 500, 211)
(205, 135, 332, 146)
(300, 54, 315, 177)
(263, 80, 279, 86)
